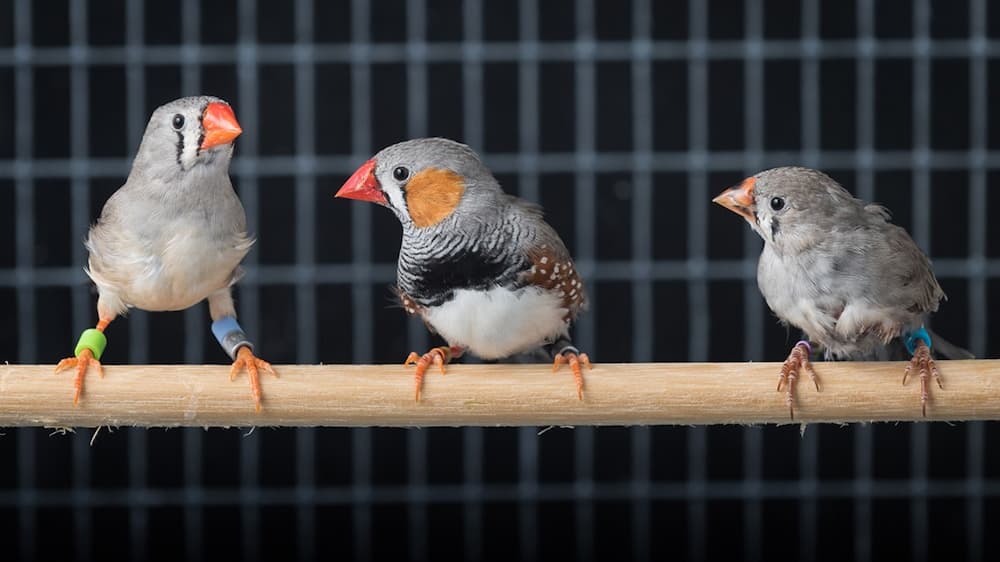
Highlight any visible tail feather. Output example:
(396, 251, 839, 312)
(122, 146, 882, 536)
(926, 328, 975, 360)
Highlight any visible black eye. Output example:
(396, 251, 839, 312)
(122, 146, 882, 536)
(393, 166, 409, 181)
(770, 197, 785, 211)
(172, 114, 185, 130)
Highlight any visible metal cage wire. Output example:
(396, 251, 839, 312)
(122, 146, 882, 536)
(0, 0, 997, 561)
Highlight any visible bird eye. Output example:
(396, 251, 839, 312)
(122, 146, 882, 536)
(172, 114, 185, 130)
(770, 197, 785, 211)
(393, 166, 410, 181)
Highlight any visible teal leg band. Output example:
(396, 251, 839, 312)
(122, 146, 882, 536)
(903, 326, 932, 356)
(74, 329, 108, 361)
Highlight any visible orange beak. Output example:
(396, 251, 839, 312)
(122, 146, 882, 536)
(712, 176, 757, 224)
(200, 102, 242, 150)
(335, 158, 388, 205)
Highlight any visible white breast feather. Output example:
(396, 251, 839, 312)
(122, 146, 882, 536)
(424, 285, 569, 360)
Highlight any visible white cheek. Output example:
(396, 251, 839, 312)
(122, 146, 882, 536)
(383, 184, 408, 215)
(179, 130, 202, 171)
(756, 214, 773, 243)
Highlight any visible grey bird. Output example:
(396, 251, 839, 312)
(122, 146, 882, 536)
(335, 137, 591, 400)
(713, 166, 971, 417)
(55, 95, 275, 410)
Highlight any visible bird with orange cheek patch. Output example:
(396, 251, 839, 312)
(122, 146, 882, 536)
(336, 138, 592, 401)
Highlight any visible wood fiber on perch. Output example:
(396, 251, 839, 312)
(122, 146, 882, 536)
(0, 361, 998, 427)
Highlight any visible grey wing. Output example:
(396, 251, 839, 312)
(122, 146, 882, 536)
(508, 196, 589, 319)
(925, 327, 975, 359)
(866, 223, 944, 316)
(84, 189, 158, 291)
(506, 196, 566, 252)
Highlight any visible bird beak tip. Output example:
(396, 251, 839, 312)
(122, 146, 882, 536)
(713, 177, 757, 222)
(200, 102, 242, 150)
(336, 158, 387, 205)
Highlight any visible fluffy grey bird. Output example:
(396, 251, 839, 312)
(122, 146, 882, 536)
(713, 166, 971, 417)
(335, 137, 591, 400)
(55, 96, 275, 410)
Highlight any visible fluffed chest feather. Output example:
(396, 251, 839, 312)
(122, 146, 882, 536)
(757, 245, 915, 358)
(417, 285, 571, 359)
(88, 211, 252, 312)
(150, 222, 251, 303)
(757, 246, 835, 323)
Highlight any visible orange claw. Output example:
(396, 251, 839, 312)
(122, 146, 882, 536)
(229, 346, 277, 412)
(777, 342, 820, 420)
(54, 348, 104, 405)
(903, 340, 942, 417)
(552, 350, 592, 400)
(405, 346, 456, 401)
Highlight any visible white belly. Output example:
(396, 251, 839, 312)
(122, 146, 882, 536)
(424, 285, 569, 359)
(125, 229, 246, 311)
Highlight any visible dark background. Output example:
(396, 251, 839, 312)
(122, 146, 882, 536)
(2, 0, 1000, 561)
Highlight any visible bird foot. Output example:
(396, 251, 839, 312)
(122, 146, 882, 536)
(229, 346, 277, 412)
(902, 340, 942, 417)
(405, 346, 464, 401)
(54, 348, 104, 405)
(552, 349, 592, 400)
(777, 341, 820, 420)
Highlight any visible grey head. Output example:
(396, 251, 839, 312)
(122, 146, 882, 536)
(713, 166, 887, 255)
(336, 137, 507, 229)
(128, 95, 243, 185)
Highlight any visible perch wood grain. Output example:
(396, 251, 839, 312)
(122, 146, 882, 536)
(1, 361, 998, 427)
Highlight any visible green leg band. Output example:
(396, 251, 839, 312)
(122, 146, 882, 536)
(74, 328, 108, 361)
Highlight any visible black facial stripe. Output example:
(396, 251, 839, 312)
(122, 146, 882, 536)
(175, 130, 184, 167)
(771, 217, 780, 238)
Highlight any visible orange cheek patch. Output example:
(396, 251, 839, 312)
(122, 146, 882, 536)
(405, 168, 466, 228)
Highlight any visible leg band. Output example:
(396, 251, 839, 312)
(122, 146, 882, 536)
(212, 316, 254, 360)
(557, 345, 581, 357)
(545, 336, 577, 359)
(74, 328, 108, 360)
(903, 326, 932, 356)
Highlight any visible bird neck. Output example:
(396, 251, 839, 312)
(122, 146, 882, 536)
(128, 143, 233, 189)
(129, 158, 233, 199)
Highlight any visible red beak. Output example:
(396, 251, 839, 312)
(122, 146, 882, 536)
(336, 158, 387, 205)
(200, 102, 242, 150)
(712, 176, 757, 224)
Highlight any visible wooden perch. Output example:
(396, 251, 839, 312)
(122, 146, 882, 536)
(1, 361, 998, 427)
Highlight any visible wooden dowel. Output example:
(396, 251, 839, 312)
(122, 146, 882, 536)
(1, 360, 998, 427)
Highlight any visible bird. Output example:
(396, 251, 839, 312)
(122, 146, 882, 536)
(712, 166, 971, 418)
(335, 137, 591, 400)
(54, 95, 276, 410)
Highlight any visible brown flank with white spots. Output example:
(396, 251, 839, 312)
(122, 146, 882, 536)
(524, 246, 587, 322)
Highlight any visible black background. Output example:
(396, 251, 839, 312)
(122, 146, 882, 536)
(2, 1, 1000, 561)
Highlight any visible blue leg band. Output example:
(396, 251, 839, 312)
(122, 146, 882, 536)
(212, 316, 254, 360)
(903, 326, 932, 356)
